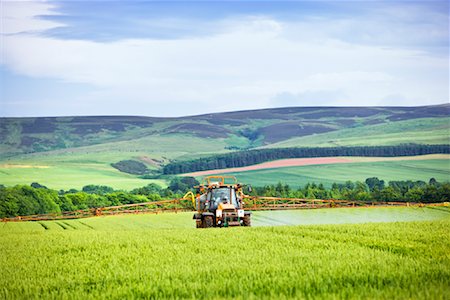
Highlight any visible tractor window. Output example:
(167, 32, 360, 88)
(208, 188, 238, 209)
(197, 193, 207, 210)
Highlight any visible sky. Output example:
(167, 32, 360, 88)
(0, 0, 449, 117)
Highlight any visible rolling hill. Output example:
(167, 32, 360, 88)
(0, 104, 449, 189)
(2, 104, 449, 157)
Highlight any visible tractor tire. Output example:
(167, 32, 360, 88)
(204, 216, 214, 228)
(243, 215, 251, 227)
(196, 220, 202, 228)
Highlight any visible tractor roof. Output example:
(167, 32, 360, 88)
(202, 175, 238, 186)
(196, 175, 242, 190)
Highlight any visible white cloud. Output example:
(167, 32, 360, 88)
(1, 1, 448, 117)
(1, 1, 64, 35)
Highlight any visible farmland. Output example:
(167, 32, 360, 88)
(202, 158, 450, 187)
(1, 154, 448, 190)
(2, 206, 449, 231)
(185, 154, 450, 176)
(1, 106, 449, 189)
(267, 116, 450, 148)
(0, 133, 229, 189)
(2, 2, 449, 298)
(1, 208, 449, 299)
(0, 157, 159, 190)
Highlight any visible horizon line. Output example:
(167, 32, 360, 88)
(1, 103, 449, 119)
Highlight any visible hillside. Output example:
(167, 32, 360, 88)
(1, 104, 449, 158)
(0, 104, 449, 189)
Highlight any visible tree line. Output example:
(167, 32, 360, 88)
(162, 144, 450, 174)
(0, 177, 448, 218)
(248, 178, 449, 204)
(0, 177, 199, 218)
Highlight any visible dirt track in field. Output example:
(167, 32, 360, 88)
(0, 164, 50, 169)
(183, 154, 449, 177)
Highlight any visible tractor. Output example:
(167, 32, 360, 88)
(193, 176, 251, 228)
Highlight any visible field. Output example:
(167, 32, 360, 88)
(2, 206, 449, 231)
(0, 133, 233, 189)
(1, 207, 449, 299)
(185, 154, 450, 176)
(0, 158, 160, 190)
(267, 117, 450, 148)
(1, 155, 448, 190)
(0, 160, 159, 190)
(192, 158, 450, 188)
(214, 158, 450, 187)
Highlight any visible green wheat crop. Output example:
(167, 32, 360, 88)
(0, 211, 449, 299)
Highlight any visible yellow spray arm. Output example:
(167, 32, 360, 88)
(183, 191, 196, 208)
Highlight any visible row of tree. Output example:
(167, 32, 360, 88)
(162, 144, 450, 174)
(0, 177, 200, 218)
(248, 178, 449, 203)
(1, 177, 448, 218)
(111, 160, 149, 175)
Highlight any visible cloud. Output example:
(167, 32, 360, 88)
(1, 1, 448, 117)
(271, 90, 348, 107)
(1, 1, 64, 35)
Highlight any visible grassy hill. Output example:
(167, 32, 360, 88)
(265, 117, 450, 148)
(0, 104, 449, 189)
(2, 104, 449, 157)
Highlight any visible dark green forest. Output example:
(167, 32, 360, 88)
(1, 177, 448, 218)
(111, 160, 149, 175)
(163, 145, 450, 174)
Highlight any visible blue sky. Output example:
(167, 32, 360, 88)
(1, 0, 448, 117)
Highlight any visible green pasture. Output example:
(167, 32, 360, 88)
(0, 162, 161, 190)
(0, 133, 239, 190)
(215, 159, 450, 188)
(1, 212, 449, 299)
(0, 149, 164, 190)
(3, 133, 232, 162)
(268, 117, 450, 148)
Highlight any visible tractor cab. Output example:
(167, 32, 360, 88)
(193, 176, 251, 228)
(207, 187, 239, 211)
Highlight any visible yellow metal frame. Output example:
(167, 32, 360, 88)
(202, 175, 238, 186)
(183, 191, 196, 208)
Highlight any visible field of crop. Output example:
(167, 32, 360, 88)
(1, 208, 449, 299)
(185, 154, 450, 177)
(2, 206, 449, 232)
(216, 158, 450, 187)
(267, 117, 450, 148)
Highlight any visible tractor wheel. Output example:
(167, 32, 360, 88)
(243, 215, 251, 227)
(196, 220, 202, 228)
(204, 216, 214, 228)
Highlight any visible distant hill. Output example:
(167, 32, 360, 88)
(1, 104, 449, 158)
